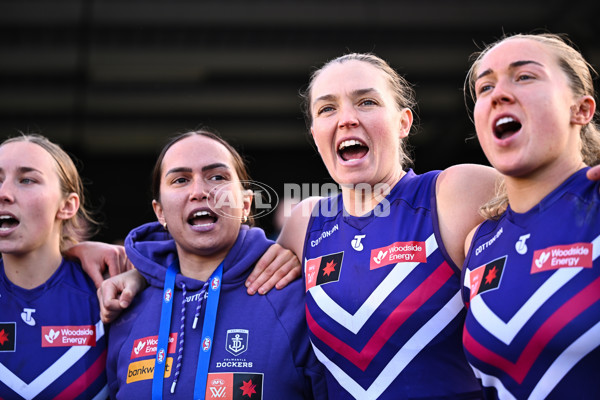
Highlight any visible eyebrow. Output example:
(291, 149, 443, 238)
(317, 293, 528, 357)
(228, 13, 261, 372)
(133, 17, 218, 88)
(476, 60, 544, 81)
(164, 163, 230, 176)
(0, 166, 42, 175)
(312, 88, 379, 105)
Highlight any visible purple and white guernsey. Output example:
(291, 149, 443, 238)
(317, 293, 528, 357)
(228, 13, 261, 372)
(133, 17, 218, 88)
(462, 168, 600, 399)
(0, 259, 108, 399)
(304, 169, 481, 399)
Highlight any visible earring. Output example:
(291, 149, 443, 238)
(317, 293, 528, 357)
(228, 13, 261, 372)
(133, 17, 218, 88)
(162, 222, 168, 230)
(243, 215, 248, 223)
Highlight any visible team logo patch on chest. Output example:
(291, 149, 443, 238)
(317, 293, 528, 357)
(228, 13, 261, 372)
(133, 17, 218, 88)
(305, 251, 343, 291)
(531, 242, 593, 274)
(0, 322, 16, 352)
(370, 241, 427, 270)
(469, 256, 506, 300)
(206, 373, 263, 399)
(226, 329, 249, 356)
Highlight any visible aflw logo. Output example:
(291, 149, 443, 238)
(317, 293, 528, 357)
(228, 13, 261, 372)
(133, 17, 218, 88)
(205, 372, 264, 399)
(531, 242, 593, 274)
(209, 386, 226, 398)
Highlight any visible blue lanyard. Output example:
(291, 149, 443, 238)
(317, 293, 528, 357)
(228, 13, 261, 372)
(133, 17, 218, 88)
(152, 260, 224, 400)
(193, 262, 223, 399)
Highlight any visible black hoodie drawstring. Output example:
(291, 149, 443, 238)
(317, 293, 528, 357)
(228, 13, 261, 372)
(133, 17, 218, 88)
(170, 280, 209, 394)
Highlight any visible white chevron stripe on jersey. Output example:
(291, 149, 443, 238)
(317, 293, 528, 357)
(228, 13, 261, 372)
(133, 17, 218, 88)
(529, 319, 600, 399)
(471, 365, 518, 400)
(0, 320, 105, 399)
(312, 292, 463, 399)
(469, 234, 600, 345)
(471, 267, 582, 345)
(308, 234, 438, 334)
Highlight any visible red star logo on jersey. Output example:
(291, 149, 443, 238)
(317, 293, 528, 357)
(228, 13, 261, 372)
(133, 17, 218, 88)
(240, 379, 257, 397)
(0, 323, 15, 351)
(323, 260, 337, 276)
(305, 251, 344, 290)
(0, 329, 8, 346)
(485, 266, 498, 284)
(468, 256, 506, 300)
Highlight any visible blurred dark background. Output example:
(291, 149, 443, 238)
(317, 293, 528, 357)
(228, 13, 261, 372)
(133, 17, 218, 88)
(1, 0, 599, 242)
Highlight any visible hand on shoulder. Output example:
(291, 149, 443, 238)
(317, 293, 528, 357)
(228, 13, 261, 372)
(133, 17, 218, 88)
(65, 241, 133, 288)
(586, 165, 600, 181)
(245, 196, 322, 295)
(97, 269, 147, 323)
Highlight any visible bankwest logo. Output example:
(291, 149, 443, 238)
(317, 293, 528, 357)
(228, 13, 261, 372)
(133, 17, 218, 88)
(531, 242, 593, 274)
(205, 372, 264, 399)
(41, 325, 95, 347)
(370, 241, 426, 270)
(130, 333, 178, 359)
(126, 357, 173, 383)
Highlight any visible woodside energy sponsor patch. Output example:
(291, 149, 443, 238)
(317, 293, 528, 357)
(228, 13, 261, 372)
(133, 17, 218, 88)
(130, 333, 178, 359)
(370, 241, 427, 270)
(531, 243, 593, 274)
(41, 325, 96, 347)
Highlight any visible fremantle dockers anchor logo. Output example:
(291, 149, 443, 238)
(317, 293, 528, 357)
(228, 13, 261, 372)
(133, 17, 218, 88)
(226, 329, 249, 356)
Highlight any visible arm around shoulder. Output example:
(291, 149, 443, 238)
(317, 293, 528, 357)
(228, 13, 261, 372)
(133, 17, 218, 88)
(276, 196, 321, 258)
(65, 241, 133, 288)
(464, 224, 481, 261)
(98, 269, 148, 323)
(245, 197, 321, 295)
(436, 164, 500, 269)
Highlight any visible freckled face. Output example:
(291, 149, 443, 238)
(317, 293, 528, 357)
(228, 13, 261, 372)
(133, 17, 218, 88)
(473, 38, 583, 178)
(0, 142, 67, 256)
(310, 60, 411, 188)
(153, 135, 251, 261)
